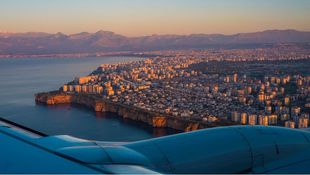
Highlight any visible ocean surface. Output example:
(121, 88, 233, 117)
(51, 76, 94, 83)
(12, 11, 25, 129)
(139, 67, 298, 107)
(0, 57, 177, 141)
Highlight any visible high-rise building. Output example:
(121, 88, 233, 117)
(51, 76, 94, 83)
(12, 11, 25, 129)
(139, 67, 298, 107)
(270, 77, 276, 84)
(298, 117, 309, 128)
(258, 91, 265, 102)
(68, 85, 74, 92)
(280, 87, 285, 94)
(76, 76, 94, 84)
(224, 75, 230, 83)
(62, 84, 68, 92)
(258, 115, 269, 126)
(246, 86, 252, 94)
(87, 85, 93, 93)
(285, 121, 295, 128)
(231, 111, 240, 122)
(265, 106, 272, 114)
(233, 73, 238, 83)
(248, 115, 257, 125)
(297, 79, 303, 86)
(280, 114, 290, 121)
(241, 113, 247, 125)
(212, 84, 219, 93)
(292, 107, 301, 116)
(268, 114, 278, 125)
(284, 96, 290, 106)
(74, 85, 81, 93)
(82, 85, 87, 93)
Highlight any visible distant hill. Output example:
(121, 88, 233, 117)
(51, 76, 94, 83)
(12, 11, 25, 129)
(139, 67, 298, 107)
(0, 29, 310, 55)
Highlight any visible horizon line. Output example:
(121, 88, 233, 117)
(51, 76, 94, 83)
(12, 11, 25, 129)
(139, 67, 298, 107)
(0, 28, 309, 37)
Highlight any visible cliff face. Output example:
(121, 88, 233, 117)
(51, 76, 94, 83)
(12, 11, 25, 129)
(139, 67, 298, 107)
(48, 95, 72, 105)
(35, 91, 212, 132)
(35, 91, 72, 105)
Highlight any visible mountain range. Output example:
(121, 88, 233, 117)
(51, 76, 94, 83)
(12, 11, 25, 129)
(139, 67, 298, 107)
(0, 29, 310, 55)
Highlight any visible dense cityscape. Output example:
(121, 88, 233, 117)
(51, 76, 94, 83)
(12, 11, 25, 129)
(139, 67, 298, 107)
(62, 46, 310, 130)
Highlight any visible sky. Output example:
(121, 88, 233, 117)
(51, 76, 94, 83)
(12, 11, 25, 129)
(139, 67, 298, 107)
(0, 0, 309, 36)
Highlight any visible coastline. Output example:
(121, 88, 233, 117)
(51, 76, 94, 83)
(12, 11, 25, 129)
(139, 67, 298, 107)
(35, 91, 236, 132)
(0, 52, 161, 59)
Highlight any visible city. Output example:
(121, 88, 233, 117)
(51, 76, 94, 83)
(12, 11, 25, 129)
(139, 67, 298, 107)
(61, 46, 310, 130)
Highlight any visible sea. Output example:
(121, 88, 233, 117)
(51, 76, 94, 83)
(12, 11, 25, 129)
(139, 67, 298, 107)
(0, 56, 177, 141)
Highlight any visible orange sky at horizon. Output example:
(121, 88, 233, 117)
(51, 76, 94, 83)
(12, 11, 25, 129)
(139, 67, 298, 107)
(0, 0, 309, 37)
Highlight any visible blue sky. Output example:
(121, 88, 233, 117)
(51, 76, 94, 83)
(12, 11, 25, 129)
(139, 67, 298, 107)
(0, 0, 309, 36)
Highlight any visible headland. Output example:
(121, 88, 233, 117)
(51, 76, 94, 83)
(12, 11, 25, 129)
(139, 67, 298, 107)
(35, 91, 234, 132)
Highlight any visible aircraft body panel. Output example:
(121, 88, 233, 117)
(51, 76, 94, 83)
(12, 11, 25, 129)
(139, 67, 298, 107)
(1, 119, 310, 174)
(0, 125, 100, 173)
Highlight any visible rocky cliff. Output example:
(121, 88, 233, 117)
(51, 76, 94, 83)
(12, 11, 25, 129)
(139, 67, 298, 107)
(35, 91, 233, 131)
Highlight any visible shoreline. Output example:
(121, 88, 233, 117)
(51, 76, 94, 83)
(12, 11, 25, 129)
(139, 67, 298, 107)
(35, 91, 236, 132)
(0, 52, 161, 59)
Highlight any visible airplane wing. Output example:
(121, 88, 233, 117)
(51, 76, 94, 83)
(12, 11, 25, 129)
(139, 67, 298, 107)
(1, 117, 310, 174)
(0, 118, 157, 174)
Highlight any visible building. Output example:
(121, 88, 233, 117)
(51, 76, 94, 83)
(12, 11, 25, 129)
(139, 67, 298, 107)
(258, 91, 265, 103)
(258, 115, 269, 126)
(284, 96, 290, 105)
(240, 113, 247, 125)
(82, 85, 87, 93)
(233, 73, 238, 83)
(224, 76, 230, 83)
(231, 112, 240, 122)
(74, 85, 81, 93)
(298, 117, 309, 128)
(68, 85, 74, 92)
(248, 115, 257, 125)
(265, 106, 272, 114)
(62, 84, 68, 92)
(292, 107, 301, 116)
(246, 86, 252, 94)
(76, 76, 96, 85)
(280, 114, 290, 121)
(268, 114, 278, 125)
(285, 121, 295, 128)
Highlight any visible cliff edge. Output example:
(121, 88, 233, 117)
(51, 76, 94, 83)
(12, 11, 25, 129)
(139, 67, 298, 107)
(35, 91, 235, 131)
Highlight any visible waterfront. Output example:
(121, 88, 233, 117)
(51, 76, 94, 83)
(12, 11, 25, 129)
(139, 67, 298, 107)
(0, 57, 177, 141)
(48, 48, 309, 130)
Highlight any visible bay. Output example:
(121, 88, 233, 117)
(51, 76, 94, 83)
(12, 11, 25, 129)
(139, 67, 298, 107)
(0, 57, 176, 141)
